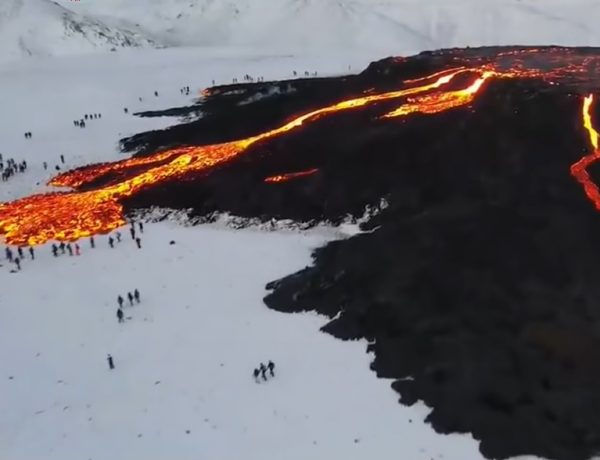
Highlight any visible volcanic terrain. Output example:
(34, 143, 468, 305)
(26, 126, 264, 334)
(3, 46, 600, 460)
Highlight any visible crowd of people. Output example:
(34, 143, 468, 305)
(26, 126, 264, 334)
(0, 154, 28, 182)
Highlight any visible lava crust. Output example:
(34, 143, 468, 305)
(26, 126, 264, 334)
(4, 46, 600, 459)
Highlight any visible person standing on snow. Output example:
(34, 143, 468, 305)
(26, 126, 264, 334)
(253, 368, 260, 383)
(118, 295, 124, 309)
(29, 247, 34, 260)
(51, 244, 58, 257)
(127, 292, 134, 306)
(108, 236, 114, 248)
(130, 226, 136, 240)
(268, 361, 275, 377)
(135, 238, 141, 249)
(133, 289, 140, 304)
(117, 309, 124, 323)
(90, 236, 95, 249)
(67, 244, 73, 256)
(138, 222, 144, 233)
(107, 354, 115, 370)
(116, 232, 121, 243)
(5, 247, 13, 262)
(14, 257, 20, 271)
(75, 244, 81, 256)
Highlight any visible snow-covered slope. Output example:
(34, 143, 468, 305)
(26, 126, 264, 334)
(5, 0, 600, 63)
(0, 48, 544, 460)
(0, 0, 158, 62)
(55, 0, 600, 56)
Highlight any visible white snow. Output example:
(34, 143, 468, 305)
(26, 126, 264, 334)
(4, 0, 600, 63)
(0, 0, 158, 63)
(52, 0, 600, 58)
(0, 46, 542, 460)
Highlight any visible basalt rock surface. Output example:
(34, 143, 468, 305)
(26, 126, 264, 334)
(121, 47, 600, 460)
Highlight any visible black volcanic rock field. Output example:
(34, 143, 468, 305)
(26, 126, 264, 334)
(120, 47, 600, 460)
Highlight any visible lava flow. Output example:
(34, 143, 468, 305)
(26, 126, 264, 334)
(264, 168, 319, 183)
(4, 48, 600, 246)
(0, 67, 477, 246)
(570, 94, 600, 210)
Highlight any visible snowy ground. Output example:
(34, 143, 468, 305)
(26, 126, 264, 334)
(0, 48, 539, 460)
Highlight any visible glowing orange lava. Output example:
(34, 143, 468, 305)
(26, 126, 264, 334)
(0, 68, 470, 246)
(264, 168, 319, 183)
(4, 49, 600, 246)
(570, 94, 600, 210)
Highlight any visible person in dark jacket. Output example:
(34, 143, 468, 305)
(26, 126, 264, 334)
(253, 368, 260, 382)
(117, 295, 124, 309)
(259, 363, 267, 381)
(127, 292, 134, 306)
(133, 289, 140, 304)
(107, 354, 115, 370)
(29, 246, 34, 260)
(268, 361, 275, 377)
(117, 308, 124, 323)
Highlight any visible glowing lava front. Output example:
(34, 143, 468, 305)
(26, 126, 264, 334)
(570, 94, 600, 210)
(3, 49, 600, 246)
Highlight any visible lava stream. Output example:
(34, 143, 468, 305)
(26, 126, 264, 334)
(4, 57, 598, 247)
(570, 94, 600, 210)
(384, 71, 496, 118)
(0, 69, 470, 246)
(264, 168, 319, 183)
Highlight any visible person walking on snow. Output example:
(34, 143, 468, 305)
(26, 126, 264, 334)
(118, 295, 124, 309)
(5, 247, 12, 262)
(29, 247, 34, 260)
(134, 289, 140, 304)
(67, 243, 73, 256)
(117, 308, 124, 323)
(253, 368, 260, 383)
(90, 236, 95, 249)
(116, 232, 121, 243)
(75, 244, 81, 256)
(135, 238, 141, 249)
(51, 244, 58, 257)
(127, 292, 134, 306)
(130, 226, 136, 240)
(17, 247, 23, 258)
(14, 257, 20, 271)
(138, 222, 144, 233)
(60, 154, 65, 164)
(268, 361, 275, 377)
(107, 354, 115, 370)
(260, 363, 267, 381)
(59, 242, 65, 254)
(108, 236, 114, 248)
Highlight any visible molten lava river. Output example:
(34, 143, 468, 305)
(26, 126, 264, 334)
(3, 48, 600, 246)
